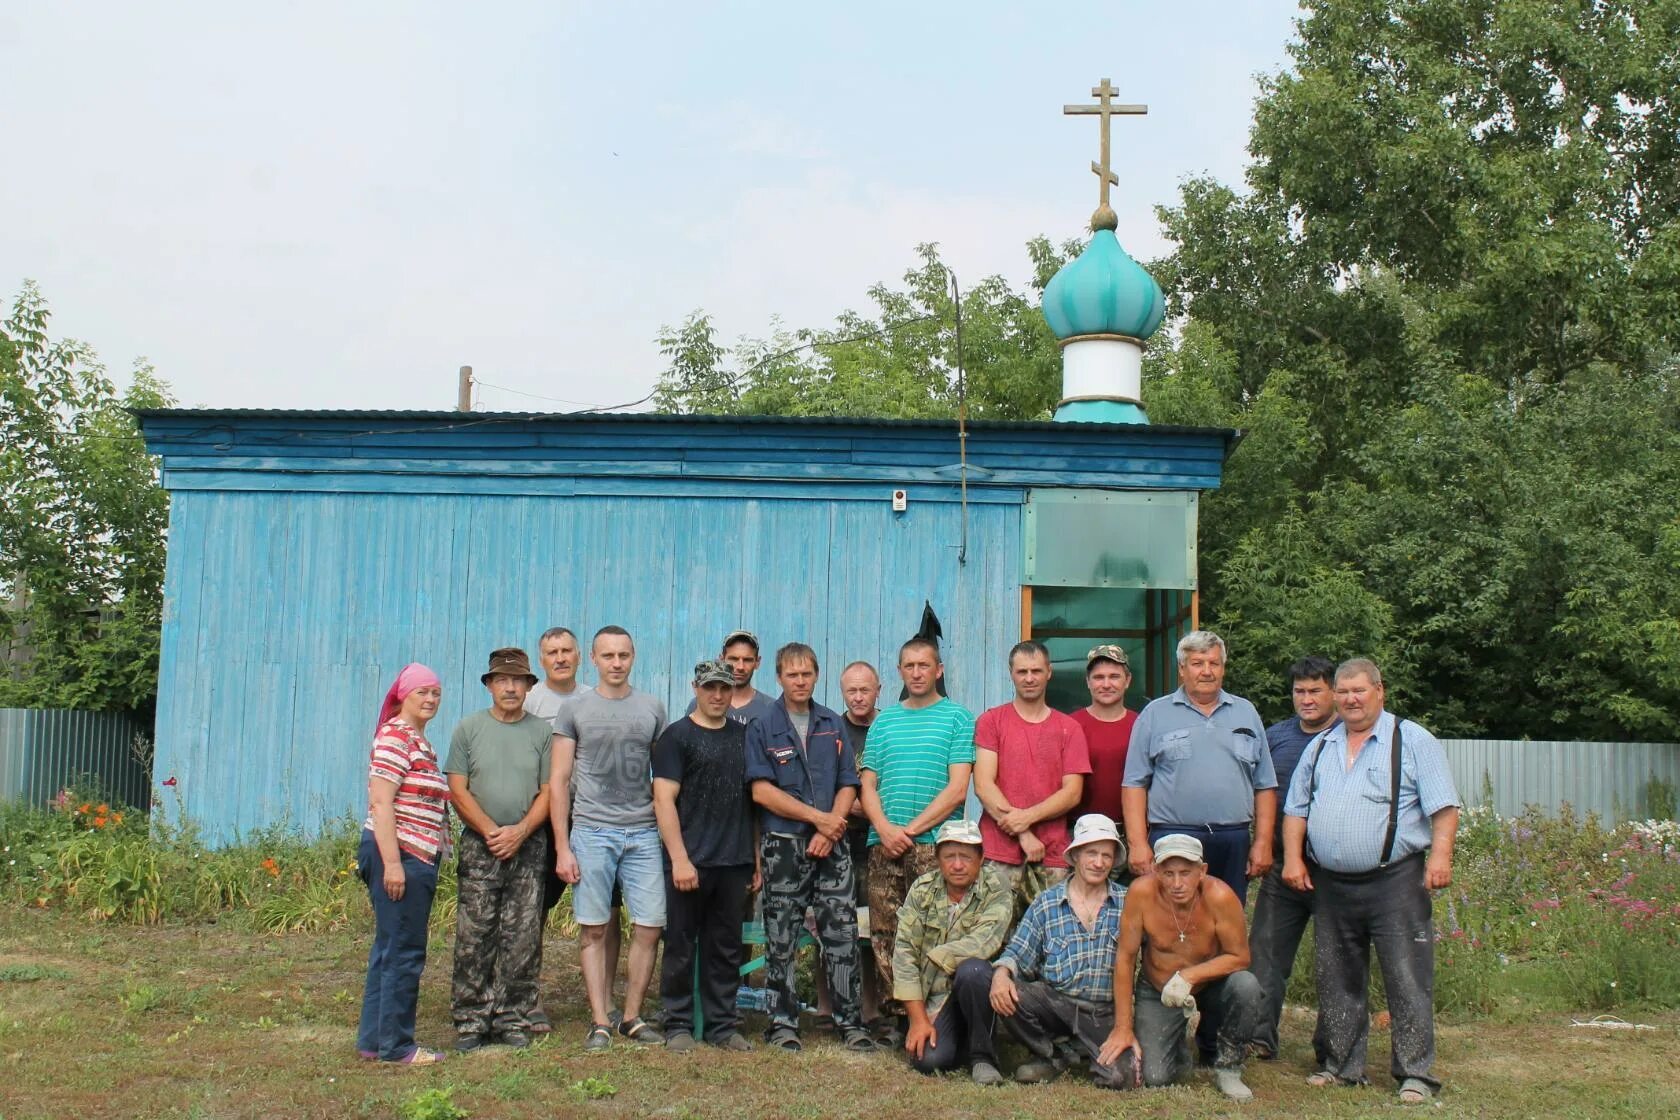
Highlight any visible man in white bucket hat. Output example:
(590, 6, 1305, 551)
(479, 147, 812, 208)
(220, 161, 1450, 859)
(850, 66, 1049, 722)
(892, 818, 1015, 1085)
(983, 813, 1131, 1087)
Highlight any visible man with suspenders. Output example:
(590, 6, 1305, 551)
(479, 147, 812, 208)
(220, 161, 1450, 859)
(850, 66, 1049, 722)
(1282, 658, 1461, 1105)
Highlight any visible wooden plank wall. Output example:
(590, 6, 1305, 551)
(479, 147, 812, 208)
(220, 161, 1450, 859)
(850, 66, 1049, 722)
(154, 487, 1024, 842)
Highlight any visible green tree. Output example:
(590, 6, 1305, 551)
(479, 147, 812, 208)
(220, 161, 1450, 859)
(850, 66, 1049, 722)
(1149, 0, 1680, 735)
(0, 282, 173, 713)
(653, 242, 1070, 420)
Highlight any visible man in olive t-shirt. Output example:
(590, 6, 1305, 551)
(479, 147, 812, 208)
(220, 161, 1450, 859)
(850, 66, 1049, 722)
(445, 648, 553, 1051)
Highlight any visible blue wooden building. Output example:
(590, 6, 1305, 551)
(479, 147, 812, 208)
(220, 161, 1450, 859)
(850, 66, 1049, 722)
(138, 80, 1238, 840)
(136, 409, 1233, 840)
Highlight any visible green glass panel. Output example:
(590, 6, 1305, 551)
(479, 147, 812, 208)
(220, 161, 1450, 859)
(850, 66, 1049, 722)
(1031, 586, 1194, 710)
(1022, 489, 1197, 589)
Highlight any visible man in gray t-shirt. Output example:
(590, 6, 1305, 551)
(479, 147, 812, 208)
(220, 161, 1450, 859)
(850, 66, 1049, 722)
(521, 624, 588, 1031)
(525, 627, 582, 727)
(550, 626, 669, 1049)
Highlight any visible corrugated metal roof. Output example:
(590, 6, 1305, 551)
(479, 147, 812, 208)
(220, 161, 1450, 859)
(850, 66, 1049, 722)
(132, 406, 1241, 445)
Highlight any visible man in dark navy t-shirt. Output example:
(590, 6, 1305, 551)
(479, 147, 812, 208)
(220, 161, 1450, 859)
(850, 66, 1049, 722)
(1248, 655, 1337, 1060)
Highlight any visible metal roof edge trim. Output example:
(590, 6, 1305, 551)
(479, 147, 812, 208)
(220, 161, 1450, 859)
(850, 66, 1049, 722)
(131, 406, 1238, 444)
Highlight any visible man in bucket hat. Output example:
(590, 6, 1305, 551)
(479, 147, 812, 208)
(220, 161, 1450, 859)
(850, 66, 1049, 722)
(445, 647, 554, 1051)
(1098, 833, 1264, 1101)
(981, 813, 1130, 1087)
(892, 818, 1014, 1084)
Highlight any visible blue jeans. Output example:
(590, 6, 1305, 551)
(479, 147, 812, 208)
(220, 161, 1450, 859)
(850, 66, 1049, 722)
(356, 829, 439, 1060)
(570, 825, 666, 927)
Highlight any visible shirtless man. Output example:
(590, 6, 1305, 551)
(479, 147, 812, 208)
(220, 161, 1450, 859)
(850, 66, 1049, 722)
(1098, 833, 1264, 1102)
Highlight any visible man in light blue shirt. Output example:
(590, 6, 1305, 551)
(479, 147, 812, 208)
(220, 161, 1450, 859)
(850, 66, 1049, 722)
(1281, 658, 1460, 1105)
(1121, 631, 1278, 904)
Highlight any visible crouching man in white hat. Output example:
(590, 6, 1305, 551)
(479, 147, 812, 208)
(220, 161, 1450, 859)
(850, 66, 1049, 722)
(893, 819, 1015, 1084)
(982, 813, 1130, 1086)
(1098, 833, 1264, 1101)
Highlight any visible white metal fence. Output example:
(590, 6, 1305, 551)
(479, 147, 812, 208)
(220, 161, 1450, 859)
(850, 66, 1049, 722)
(1440, 738, 1680, 821)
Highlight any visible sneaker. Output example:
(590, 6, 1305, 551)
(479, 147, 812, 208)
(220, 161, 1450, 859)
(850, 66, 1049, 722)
(711, 1032, 752, 1052)
(1014, 1059, 1061, 1084)
(971, 1060, 1005, 1086)
(496, 1029, 531, 1049)
(584, 1023, 612, 1051)
(1214, 1068, 1254, 1102)
(454, 1033, 489, 1053)
(665, 1031, 697, 1052)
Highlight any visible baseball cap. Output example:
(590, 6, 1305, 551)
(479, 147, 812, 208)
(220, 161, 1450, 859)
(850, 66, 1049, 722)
(933, 818, 983, 849)
(1086, 644, 1130, 669)
(1152, 833, 1205, 865)
(693, 658, 736, 687)
(1065, 813, 1122, 855)
(722, 629, 759, 652)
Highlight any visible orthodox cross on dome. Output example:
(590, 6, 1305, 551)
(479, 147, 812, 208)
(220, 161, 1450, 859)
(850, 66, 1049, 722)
(1063, 79, 1146, 232)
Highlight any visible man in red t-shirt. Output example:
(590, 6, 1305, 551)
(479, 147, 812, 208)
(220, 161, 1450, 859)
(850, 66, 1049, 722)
(1069, 645, 1136, 864)
(973, 640, 1090, 916)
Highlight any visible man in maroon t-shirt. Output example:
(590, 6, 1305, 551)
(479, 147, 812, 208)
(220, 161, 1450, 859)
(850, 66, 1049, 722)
(1069, 644, 1136, 865)
(973, 640, 1091, 916)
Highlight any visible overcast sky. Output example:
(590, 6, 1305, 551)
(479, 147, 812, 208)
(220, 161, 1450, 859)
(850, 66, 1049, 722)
(0, 1, 1301, 412)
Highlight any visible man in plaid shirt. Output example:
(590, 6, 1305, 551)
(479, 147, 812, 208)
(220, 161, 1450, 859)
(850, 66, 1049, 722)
(979, 814, 1131, 1087)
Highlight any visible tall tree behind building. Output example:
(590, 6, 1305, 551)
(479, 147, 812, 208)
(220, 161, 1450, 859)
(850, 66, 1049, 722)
(1150, 0, 1680, 737)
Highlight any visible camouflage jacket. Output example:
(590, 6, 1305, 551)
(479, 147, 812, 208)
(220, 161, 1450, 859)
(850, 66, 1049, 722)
(891, 864, 1014, 1017)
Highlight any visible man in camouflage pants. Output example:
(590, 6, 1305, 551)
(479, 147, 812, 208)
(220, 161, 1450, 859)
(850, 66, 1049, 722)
(444, 648, 554, 1050)
(745, 642, 876, 1052)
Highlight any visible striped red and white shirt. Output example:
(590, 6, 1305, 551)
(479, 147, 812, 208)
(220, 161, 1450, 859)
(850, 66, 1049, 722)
(365, 719, 451, 863)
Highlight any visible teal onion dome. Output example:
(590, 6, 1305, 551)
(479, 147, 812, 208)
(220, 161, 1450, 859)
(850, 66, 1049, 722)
(1041, 229, 1165, 341)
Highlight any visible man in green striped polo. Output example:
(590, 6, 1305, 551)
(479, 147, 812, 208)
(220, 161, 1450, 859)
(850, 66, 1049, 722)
(859, 637, 977, 1036)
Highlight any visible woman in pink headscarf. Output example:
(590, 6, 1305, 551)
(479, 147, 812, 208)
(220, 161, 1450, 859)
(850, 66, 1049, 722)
(356, 663, 450, 1064)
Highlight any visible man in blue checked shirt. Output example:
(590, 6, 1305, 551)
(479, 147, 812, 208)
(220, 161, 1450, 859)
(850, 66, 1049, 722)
(1282, 658, 1460, 1106)
(967, 814, 1130, 1087)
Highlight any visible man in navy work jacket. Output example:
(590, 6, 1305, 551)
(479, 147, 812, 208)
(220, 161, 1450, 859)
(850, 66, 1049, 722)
(1282, 657, 1460, 1106)
(1249, 654, 1338, 1061)
(745, 641, 876, 1053)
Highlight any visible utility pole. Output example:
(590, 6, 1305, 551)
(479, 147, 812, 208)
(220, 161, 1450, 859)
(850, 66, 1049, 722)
(457, 365, 473, 412)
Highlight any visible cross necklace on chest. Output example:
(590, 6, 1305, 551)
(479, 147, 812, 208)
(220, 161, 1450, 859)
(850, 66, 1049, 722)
(1170, 901, 1195, 943)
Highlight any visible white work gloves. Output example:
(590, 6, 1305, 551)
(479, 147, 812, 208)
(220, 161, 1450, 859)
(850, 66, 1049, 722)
(1161, 971, 1194, 1008)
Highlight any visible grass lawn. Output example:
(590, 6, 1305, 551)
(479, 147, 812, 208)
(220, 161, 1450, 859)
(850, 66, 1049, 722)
(2, 908, 1677, 1119)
